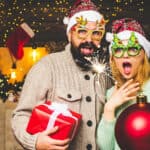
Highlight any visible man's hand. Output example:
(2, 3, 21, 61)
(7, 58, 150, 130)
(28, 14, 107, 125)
(35, 126, 70, 150)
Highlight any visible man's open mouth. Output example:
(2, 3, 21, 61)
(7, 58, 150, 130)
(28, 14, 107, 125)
(78, 42, 97, 57)
(80, 47, 94, 56)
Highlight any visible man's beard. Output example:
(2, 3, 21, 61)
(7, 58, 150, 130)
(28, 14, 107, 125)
(71, 41, 99, 71)
(78, 41, 98, 57)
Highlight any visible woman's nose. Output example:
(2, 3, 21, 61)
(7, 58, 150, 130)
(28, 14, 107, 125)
(123, 50, 129, 58)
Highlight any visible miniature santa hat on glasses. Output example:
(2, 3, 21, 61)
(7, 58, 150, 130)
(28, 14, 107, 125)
(106, 18, 150, 58)
(63, 0, 104, 34)
(6, 22, 35, 60)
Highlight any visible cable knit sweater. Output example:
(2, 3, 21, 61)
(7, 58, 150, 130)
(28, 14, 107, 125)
(11, 44, 112, 150)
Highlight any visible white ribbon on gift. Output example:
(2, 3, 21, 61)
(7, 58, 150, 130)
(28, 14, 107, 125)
(43, 102, 78, 140)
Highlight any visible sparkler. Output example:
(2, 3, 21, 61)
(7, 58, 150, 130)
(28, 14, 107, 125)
(92, 61, 115, 82)
(92, 63, 106, 74)
(84, 50, 116, 83)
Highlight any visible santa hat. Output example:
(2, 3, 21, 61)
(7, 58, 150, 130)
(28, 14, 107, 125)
(63, 0, 104, 34)
(106, 18, 150, 58)
(6, 22, 35, 60)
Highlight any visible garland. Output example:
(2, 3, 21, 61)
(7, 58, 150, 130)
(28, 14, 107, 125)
(0, 72, 24, 102)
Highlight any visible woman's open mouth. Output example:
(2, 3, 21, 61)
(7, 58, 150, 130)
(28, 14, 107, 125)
(122, 61, 132, 75)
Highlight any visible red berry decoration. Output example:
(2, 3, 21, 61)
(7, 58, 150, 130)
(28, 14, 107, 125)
(115, 94, 150, 150)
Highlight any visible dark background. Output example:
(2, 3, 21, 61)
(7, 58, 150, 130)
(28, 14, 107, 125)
(0, 0, 149, 46)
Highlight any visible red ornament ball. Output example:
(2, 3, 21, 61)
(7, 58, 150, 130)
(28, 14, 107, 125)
(115, 95, 150, 150)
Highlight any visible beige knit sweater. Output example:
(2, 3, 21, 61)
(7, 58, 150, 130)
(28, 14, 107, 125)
(11, 44, 112, 150)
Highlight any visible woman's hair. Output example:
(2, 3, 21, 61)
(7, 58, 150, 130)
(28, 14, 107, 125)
(110, 51, 150, 89)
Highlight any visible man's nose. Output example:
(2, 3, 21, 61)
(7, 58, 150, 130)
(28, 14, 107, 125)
(86, 33, 92, 42)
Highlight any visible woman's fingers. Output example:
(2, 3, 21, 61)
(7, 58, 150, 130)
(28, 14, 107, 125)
(120, 79, 134, 90)
(124, 82, 140, 97)
(124, 95, 137, 101)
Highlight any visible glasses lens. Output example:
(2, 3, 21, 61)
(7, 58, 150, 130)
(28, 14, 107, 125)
(92, 30, 103, 41)
(77, 29, 88, 39)
(128, 47, 141, 56)
(112, 47, 124, 58)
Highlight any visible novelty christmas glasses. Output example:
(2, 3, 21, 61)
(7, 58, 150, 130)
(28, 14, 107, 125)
(111, 32, 142, 58)
(75, 28, 104, 41)
(72, 16, 106, 41)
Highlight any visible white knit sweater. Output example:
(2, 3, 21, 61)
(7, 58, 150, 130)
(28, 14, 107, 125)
(11, 44, 112, 150)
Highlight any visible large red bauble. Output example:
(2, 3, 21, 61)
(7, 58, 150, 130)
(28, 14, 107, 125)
(115, 95, 150, 150)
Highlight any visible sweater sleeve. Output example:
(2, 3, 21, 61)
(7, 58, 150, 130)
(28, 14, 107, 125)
(97, 116, 116, 150)
(142, 80, 150, 102)
(97, 86, 116, 150)
(11, 57, 52, 149)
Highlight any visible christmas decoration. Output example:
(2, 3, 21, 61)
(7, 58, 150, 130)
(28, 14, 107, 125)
(106, 18, 150, 58)
(0, 72, 10, 101)
(63, 0, 105, 34)
(0, 1, 145, 46)
(6, 22, 35, 60)
(7, 90, 19, 102)
(0, 72, 24, 102)
(111, 18, 145, 35)
(115, 94, 150, 150)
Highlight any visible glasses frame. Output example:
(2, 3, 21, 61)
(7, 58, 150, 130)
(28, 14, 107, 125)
(112, 46, 142, 58)
(74, 27, 105, 41)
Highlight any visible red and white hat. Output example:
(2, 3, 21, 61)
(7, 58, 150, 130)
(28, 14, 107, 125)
(63, 0, 104, 34)
(106, 18, 150, 58)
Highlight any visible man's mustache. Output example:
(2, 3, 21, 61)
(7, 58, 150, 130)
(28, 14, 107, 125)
(78, 42, 97, 50)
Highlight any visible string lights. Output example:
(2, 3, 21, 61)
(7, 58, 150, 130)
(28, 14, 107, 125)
(0, 0, 144, 46)
(0, 0, 145, 102)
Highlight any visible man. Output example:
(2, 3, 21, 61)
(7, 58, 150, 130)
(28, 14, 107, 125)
(11, 0, 112, 149)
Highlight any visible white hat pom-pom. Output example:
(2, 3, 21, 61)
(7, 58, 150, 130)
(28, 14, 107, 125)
(106, 32, 113, 43)
(63, 17, 69, 25)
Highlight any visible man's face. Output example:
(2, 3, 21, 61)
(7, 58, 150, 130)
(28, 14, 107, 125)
(68, 21, 105, 57)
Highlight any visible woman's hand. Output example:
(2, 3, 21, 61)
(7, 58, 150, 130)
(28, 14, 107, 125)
(103, 79, 140, 121)
(35, 126, 70, 150)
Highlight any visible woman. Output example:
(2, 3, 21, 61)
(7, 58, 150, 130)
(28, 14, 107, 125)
(97, 18, 150, 150)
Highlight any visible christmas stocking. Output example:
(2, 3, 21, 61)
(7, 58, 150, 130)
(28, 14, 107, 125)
(6, 23, 35, 60)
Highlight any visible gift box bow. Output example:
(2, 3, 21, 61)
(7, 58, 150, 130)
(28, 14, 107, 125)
(44, 102, 79, 139)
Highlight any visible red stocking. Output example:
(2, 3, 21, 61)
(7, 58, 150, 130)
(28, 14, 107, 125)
(6, 23, 35, 60)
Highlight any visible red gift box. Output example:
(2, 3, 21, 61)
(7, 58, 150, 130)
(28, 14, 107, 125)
(26, 102, 82, 140)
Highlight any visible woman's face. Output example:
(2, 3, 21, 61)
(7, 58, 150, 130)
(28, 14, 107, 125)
(113, 40, 145, 80)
